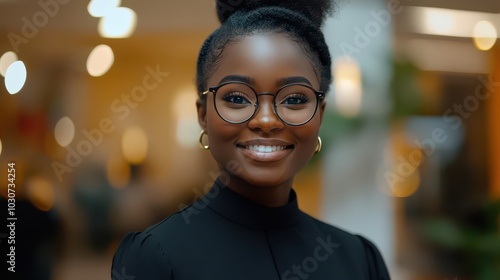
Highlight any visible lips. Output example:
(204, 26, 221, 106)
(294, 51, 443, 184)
(244, 145, 288, 153)
(237, 139, 294, 162)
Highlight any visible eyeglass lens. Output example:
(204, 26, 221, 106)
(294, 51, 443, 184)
(213, 83, 318, 125)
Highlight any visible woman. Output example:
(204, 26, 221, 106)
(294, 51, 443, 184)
(112, 0, 391, 279)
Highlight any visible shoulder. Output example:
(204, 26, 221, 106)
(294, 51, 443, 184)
(355, 234, 391, 279)
(303, 214, 366, 257)
(301, 213, 391, 279)
(303, 213, 363, 247)
(112, 231, 172, 280)
(112, 203, 208, 280)
(142, 200, 216, 239)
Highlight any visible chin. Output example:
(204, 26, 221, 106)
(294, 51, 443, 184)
(237, 168, 293, 188)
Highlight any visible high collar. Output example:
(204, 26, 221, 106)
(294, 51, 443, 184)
(202, 178, 302, 230)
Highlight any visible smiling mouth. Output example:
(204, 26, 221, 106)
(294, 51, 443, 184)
(238, 145, 294, 153)
(236, 143, 294, 162)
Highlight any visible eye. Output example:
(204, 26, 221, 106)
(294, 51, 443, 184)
(281, 94, 310, 105)
(222, 92, 251, 104)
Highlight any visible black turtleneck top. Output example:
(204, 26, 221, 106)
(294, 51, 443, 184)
(111, 179, 390, 279)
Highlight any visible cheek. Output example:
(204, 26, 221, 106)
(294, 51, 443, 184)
(205, 104, 239, 156)
(302, 134, 320, 157)
(296, 118, 322, 149)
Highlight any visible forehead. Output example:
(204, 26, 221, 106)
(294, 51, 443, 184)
(207, 33, 320, 89)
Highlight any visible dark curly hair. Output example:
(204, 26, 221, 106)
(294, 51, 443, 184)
(196, 0, 335, 101)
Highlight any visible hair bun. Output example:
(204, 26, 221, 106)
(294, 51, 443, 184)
(216, 0, 335, 27)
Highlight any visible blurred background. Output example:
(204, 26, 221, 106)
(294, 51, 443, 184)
(0, 0, 498, 279)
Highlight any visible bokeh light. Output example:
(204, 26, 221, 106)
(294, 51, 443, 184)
(122, 127, 148, 164)
(98, 7, 137, 38)
(0, 138, 2, 157)
(4, 60, 27, 94)
(387, 148, 424, 198)
(175, 89, 199, 148)
(389, 169, 421, 198)
(54, 116, 75, 147)
(423, 8, 455, 36)
(87, 0, 121, 17)
(0, 51, 17, 77)
(333, 57, 362, 117)
(26, 176, 54, 212)
(86, 44, 114, 77)
(473, 20, 498, 51)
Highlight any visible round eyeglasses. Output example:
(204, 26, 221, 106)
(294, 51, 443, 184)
(202, 82, 325, 126)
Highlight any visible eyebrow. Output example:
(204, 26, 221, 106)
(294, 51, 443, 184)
(218, 75, 255, 85)
(276, 76, 313, 87)
(218, 75, 313, 88)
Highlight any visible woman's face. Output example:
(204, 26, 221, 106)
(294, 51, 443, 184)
(198, 33, 325, 188)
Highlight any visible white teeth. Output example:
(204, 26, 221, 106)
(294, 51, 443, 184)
(245, 145, 287, 153)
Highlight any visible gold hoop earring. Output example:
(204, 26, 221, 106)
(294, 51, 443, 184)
(198, 130, 210, 150)
(314, 136, 322, 154)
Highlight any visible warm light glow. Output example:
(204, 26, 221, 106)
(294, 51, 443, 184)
(5, 60, 27, 94)
(26, 176, 54, 212)
(86, 44, 114, 77)
(381, 125, 423, 198)
(409, 7, 500, 38)
(424, 9, 455, 35)
(54, 116, 75, 147)
(98, 7, 137, 38)
(175, 90, 199, 148)
(0, 138, 2, 157)
(473, 20, 498, 51)
(122, 127, 148, 164)
(0, 51, 17, 77)
(389, 169, 421, 198)
(333, 57, 362, 117)
(107, 156, 130, 189)
(87, 0, 121, 17)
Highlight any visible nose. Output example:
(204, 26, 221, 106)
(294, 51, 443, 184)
(247, 93, 284, 133)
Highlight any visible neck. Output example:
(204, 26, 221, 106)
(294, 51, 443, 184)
(223, 175, 293, 208)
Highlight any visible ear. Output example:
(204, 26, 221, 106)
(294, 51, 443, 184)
(196, 97, 207, 131)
